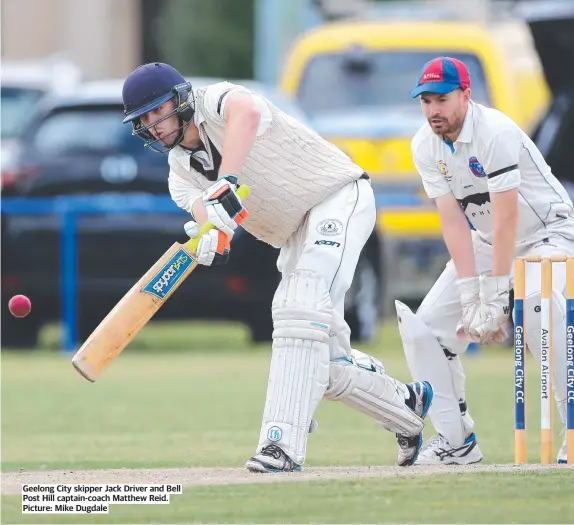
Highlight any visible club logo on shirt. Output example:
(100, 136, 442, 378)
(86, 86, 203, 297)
(437, 160, 451, 182)
(468, 157, 487, 178)
(317, 219, 343, 236)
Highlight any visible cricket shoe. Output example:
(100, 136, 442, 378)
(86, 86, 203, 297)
(415, 432, 483, 465)
(557, 436, 567, 464)
(245, 444, 302, 473)
(396, 381, 434, 467)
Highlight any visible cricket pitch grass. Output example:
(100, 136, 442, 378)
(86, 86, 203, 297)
(2, 321, 573, 523)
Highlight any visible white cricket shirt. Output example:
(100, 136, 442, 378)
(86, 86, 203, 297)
(167, 81, 365, 248)
(167, 83, 273, 213)
(411, 100, 574, 245)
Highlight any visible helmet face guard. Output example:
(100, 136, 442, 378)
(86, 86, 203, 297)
(124, 82, 195, 153)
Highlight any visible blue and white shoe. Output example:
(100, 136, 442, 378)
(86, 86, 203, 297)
(396, 381, 434, 467)
(415, 432, 484, 465)
(245, 444, 302, 473)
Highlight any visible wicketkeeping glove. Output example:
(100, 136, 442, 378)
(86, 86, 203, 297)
(468, 274, 511, 344)
(184, 221, 231, 266)
(456, 276, 481, 340)
(202, 175, 248, 238)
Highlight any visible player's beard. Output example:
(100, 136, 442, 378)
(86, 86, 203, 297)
(429, 114, 464, 138)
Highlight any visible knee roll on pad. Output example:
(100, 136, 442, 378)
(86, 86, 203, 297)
(271, 269, 332, 344)
(256, 270, 332, 465)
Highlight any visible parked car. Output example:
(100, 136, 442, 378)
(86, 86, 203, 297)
(1, 58, 83, 184)
(1, 77, 384, 347)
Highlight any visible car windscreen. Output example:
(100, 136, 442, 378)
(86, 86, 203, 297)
(32, 106, 165, 163)
(1, 86, 46, 139)
(296, 50, 490, 115)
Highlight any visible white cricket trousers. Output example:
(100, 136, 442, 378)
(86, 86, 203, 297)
(276, 177, 376, 360)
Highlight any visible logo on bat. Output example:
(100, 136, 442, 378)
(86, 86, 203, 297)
(142, 249, 194, 299)
(468, 156, 487, 178)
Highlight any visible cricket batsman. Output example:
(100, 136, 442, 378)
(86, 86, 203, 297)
(398, 56, 574, 464)
(121, 62, 434, 472)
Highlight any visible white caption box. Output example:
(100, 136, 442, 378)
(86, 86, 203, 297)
(21, 483, 182, 514)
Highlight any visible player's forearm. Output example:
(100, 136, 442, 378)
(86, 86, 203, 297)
(219, 104, 261, 176)
(191, 199, 208, 225)
(443, 217, 477, 278)
(491, 189, 519, 276)
(436, 194, 477, 278)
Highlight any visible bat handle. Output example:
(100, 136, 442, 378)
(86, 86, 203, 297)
(185, 184, 251, 255)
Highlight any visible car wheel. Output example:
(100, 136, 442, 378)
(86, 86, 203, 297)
(345, 252, 381, 343)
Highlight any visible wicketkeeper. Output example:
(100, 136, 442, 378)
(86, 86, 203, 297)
(121, 62, 434, 472)
(399, 56, 574, 464)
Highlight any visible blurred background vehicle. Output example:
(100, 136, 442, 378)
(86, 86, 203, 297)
(520, 1, 574, 196)
(279, 0, 551, 312)
(1, 57, 83, 184)
(1, 76, 384, 347)
(500, 0, 574, 339)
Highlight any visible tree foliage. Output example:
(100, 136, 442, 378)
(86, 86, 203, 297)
(155, 0, 254, 79)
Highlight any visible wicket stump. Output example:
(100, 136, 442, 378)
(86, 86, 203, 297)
(513, 254, 574, 465)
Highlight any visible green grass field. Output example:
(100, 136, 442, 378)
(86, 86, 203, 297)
(1, 320, 573, 523)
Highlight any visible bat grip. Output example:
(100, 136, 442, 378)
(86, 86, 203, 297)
(185, 184, 251, 255)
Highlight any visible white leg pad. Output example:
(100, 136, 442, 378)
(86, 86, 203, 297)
(442, 350, 475, 435)
(325, 359, 423, 436)
(523, 290, 568, 422)
(256, 270, 331, 465)
(395, 300, 466, 446)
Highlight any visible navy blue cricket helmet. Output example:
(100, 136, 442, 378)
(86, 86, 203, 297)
(122, 62, 195, 153)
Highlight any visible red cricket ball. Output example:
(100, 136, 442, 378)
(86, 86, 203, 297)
(8, 294, 32, 318)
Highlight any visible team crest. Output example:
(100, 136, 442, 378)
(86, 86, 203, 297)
(469, 157, 487, 178)
(317, 219, 343, 236)
(437, 160, 451, 182)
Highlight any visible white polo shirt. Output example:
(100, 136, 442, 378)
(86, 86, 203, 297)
(411, 100, 574, 245)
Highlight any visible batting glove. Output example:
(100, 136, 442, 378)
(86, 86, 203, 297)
(202, 175, 248, 238)
(184, 221, 231, 266)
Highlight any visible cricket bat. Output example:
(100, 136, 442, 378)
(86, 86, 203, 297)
(71, 185, 251, 382)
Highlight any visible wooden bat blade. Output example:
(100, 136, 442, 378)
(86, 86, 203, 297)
(71, 242, 197, 381)
(72, 184, 251, 382)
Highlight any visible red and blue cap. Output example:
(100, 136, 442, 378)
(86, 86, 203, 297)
(411, 57, 471, 98)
